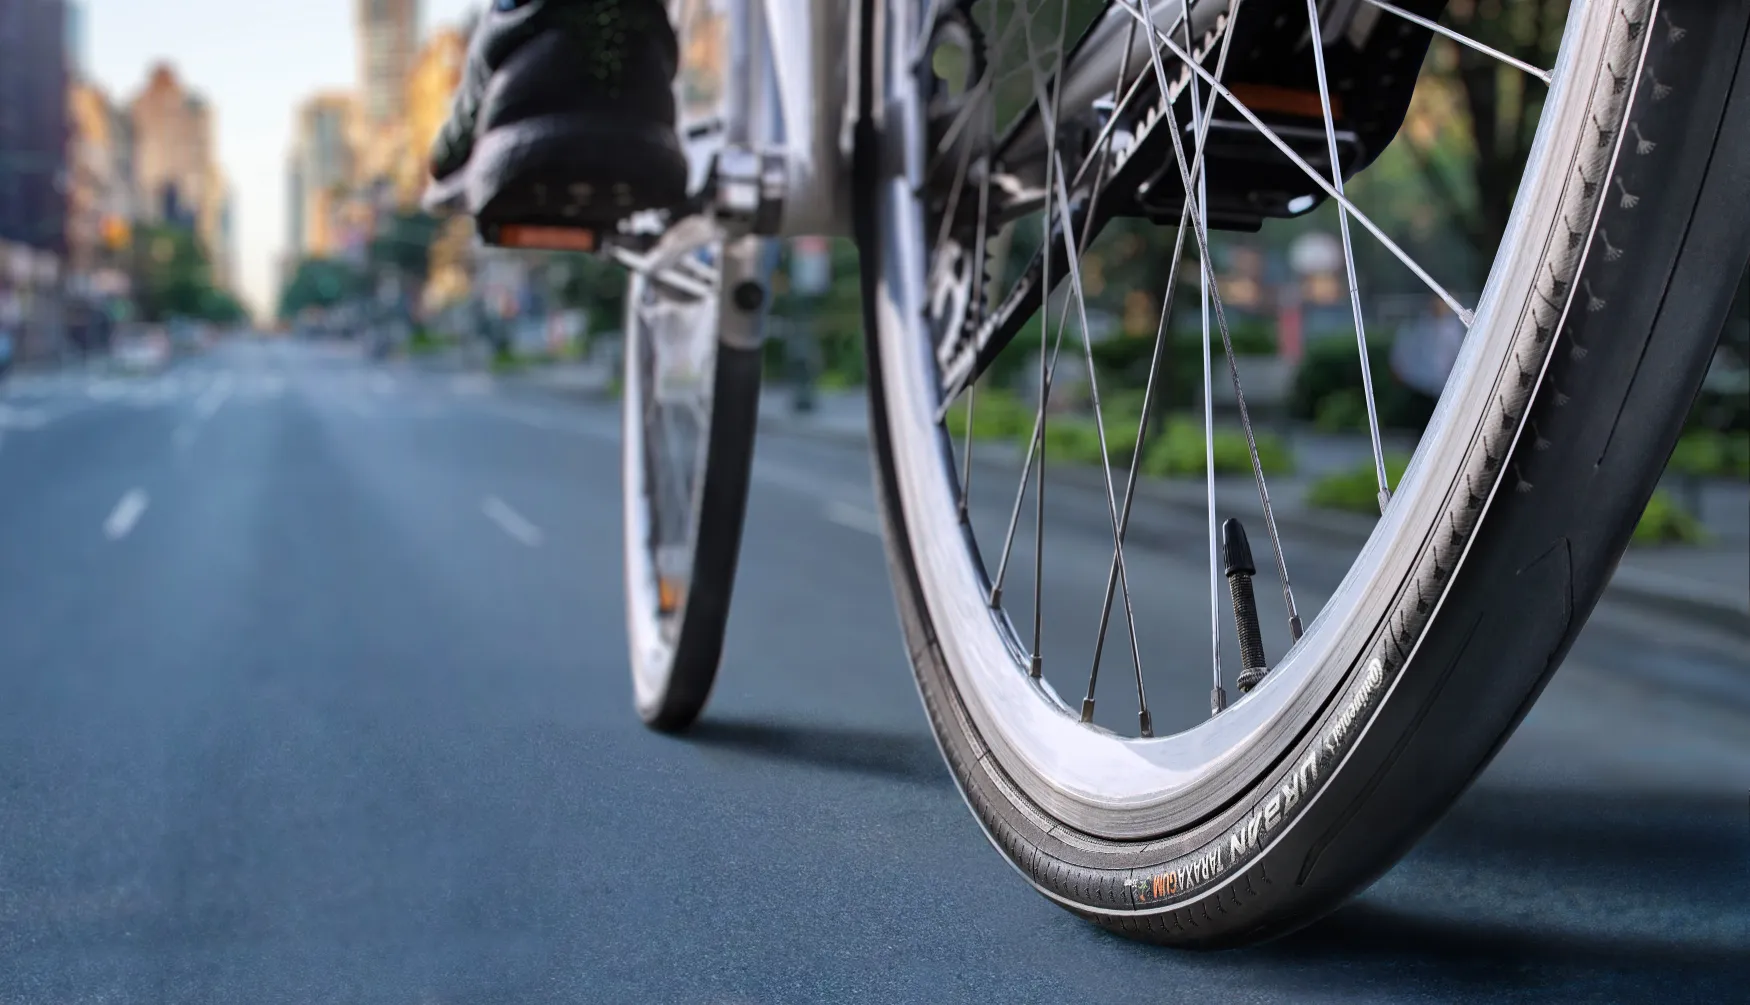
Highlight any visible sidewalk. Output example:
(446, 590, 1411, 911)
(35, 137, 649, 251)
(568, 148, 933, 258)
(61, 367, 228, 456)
(757, 387, 1750, 639)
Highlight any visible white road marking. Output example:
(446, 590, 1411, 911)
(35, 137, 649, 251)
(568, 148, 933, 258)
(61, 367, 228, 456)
(103, 489, 150, 540)
(824, 500, 883, 536)
(482, 496, 545, 547)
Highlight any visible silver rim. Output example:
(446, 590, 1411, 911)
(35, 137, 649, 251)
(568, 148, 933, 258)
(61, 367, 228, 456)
(873, 0, 1643, 838)
(622, 240, 727, 718)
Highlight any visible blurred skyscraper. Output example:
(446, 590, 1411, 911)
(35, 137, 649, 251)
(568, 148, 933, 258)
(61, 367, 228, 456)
(359, 0, 421, 128)
(287, 93, 361, 258)
(128, 63, 233, 289)
(0, 0, 72, 255)
(356, 0, 421, 183)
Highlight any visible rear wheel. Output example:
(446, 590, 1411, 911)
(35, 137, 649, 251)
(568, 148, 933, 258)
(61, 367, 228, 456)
(856, 0, 1750, 945)
(622, 236, 767, 732)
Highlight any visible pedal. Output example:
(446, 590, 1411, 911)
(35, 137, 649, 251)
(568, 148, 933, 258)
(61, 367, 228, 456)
(480, 222, 601, 253)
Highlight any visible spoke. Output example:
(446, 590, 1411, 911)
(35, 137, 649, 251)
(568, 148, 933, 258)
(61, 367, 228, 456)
(1364, 0, 1553, 84)
(1113, 0, 1475, 327)
(1133, 0, 1305, 675)
(1086, 3, 1237, 728)
(1026, 31, 1151, 734)
(1027, 3, 1078, 678)
(961, 100, 998, 521)
(1180, 2, 1227, 715)
(1306, 0, 1392, 512)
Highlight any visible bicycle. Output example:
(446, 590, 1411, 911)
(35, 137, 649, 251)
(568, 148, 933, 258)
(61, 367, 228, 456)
(501, 0, 1750, 946)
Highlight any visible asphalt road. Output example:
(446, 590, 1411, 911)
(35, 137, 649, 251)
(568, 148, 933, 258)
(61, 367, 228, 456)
(1, 339, 1745, 1003)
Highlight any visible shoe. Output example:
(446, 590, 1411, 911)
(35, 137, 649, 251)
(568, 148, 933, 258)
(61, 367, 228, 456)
(421, 0, 689, 248)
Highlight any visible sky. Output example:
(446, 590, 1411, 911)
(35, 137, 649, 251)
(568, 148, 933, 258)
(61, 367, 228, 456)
(83, 0, 478, 319)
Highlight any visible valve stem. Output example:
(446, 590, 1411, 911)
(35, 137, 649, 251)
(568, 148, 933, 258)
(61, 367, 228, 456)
(1224, 519, 1271, 694)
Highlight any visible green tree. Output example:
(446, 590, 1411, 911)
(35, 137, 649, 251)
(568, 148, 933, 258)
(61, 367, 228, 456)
(1402, 1, 1564, 259)
(132, 224, 218, 322)
(368, 210, 443, 282)
(277, 257, 370, 320)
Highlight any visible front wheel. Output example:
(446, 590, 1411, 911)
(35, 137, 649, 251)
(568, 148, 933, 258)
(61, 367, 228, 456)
(622, 236, 768, 732)
(856, 0, 1750, 945)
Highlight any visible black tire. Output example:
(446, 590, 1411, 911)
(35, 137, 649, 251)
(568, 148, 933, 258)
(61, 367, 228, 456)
(854, 0, 1750, 946)
(622, 239, 767, 732)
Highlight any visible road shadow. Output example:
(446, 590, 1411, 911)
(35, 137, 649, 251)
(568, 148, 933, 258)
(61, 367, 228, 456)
(1233, 787, 1750, 999)
(684, 718, 953, 789)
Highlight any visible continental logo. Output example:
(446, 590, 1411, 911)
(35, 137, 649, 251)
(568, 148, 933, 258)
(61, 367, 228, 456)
(1130, 658, 1390, 907)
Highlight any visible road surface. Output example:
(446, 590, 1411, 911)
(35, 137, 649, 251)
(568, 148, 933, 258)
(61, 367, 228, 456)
(0, 340, 1744, 1003)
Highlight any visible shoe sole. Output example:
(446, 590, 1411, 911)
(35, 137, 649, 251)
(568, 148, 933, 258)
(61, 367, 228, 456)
(463, 113, 689, 231)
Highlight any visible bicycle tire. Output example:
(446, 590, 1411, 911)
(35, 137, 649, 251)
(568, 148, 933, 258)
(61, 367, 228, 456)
(854, 0, 1750, 946)
(622, 238, 767, 732)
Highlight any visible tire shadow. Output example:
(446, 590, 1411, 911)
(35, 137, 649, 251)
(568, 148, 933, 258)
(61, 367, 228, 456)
(1241, 787, 1750, 999)
(684, 717, 954, 789)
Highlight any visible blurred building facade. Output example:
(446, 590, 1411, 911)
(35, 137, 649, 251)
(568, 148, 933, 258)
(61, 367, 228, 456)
(129, 63, 234, 289)
(356, 0, 420, 183)
(0, 0, 72, 360)
(66, 80, 135, 286)
(0, 0, 72, 254)
(287, 92, 359, 258)
(398, 25, 463, 205)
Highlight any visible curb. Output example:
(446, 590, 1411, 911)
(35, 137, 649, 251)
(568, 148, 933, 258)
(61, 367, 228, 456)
(755, 413, 1748, 641)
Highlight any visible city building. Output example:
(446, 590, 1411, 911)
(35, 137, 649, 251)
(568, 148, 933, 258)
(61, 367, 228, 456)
(129, 63, 233, 288)
(66, 79, 135, 284)
(0, 0, 72, 255)
(287, 92, 360, 257)
(358, 0, 421, 125)
(397, 24, 464, 206)
(0, 0, 73, 361)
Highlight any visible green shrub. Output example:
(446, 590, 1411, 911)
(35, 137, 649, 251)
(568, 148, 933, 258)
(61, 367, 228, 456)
(1668, 429, 1750, 480)
(1633, 490, 1710, 545)
(945, 387, 1034, 442)
(1307, 455, 1414, 514)
(1314, 388, 1370, 433)
(1139, 419, 1295, 478)
(1291, 337, 1436, 433)
(1042, 413, 1142, 467)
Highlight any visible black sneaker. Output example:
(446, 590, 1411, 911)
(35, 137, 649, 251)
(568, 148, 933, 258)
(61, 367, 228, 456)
(422, 0, 689, 249)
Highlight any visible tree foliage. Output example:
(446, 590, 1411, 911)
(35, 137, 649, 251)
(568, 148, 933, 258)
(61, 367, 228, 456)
(277, 257, 371, 320)
(1400, 0, 1564, 258)
(130, 224, 243, 323)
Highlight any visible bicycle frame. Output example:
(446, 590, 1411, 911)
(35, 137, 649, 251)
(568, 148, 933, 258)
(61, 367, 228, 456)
(672, 0, 861, 239)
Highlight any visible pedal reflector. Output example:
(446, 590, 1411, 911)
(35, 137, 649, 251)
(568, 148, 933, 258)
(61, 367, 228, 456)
(658, 576, 685, 615)
(493, 224, 599, 252)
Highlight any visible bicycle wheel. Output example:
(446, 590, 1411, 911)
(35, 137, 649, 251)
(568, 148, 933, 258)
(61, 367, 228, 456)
(854, 0, 1750, 945)
(622, 236, 767, 732)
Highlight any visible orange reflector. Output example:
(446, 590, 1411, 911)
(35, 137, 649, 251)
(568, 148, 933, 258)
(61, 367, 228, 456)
(1227, 83, 1343, 121)
(495, 224, 598, 252)
(658, 577, 684, 614)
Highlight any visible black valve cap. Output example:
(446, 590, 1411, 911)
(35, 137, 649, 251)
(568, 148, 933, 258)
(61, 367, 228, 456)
(1222, 518, 1255, 579)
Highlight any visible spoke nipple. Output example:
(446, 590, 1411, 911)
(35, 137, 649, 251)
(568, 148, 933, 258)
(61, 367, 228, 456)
(988, 585, 1003, 608)
(1029, 653, 1043, 678)
(1138, 709, 1153, 738)
(1289, 614, 1305, 642)
(1210, 686, 1228, 716)
(1377, 487, 1392, 515)
(1080, 698, 1096, 723)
